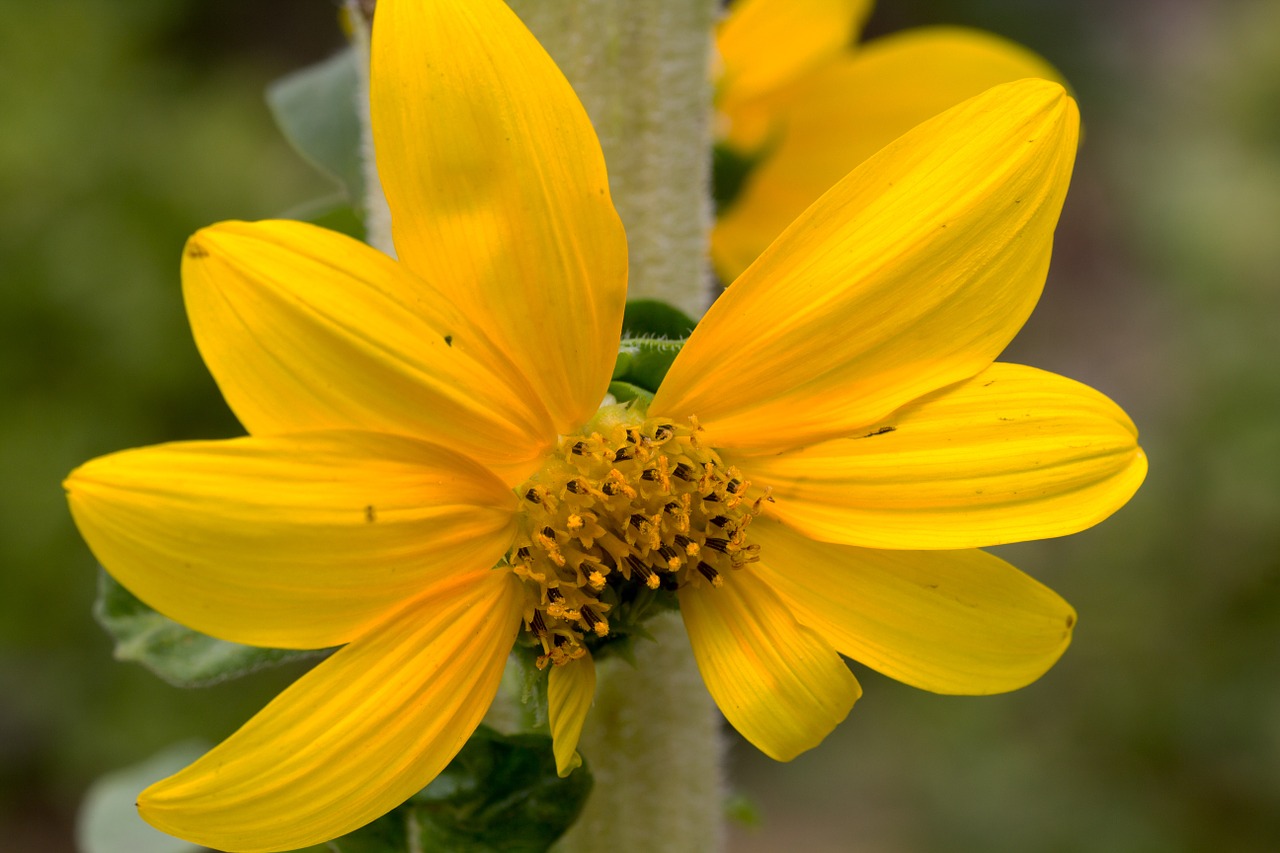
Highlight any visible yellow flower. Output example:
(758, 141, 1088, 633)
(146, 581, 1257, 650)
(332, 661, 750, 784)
(64, 0, 1145, 850)
(714, 0, 1067, 281)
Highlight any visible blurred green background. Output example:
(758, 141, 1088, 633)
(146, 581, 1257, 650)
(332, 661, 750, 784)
(2, 0, 1277, 851)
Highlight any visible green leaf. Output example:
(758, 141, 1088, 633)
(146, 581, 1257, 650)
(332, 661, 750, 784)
(611, 338, 685, 395)
(621, 299, 696, 339)
(76, 741, 208, 853)
(325, 816, 407, 853)
(266, 47, 365, 207)
(94, 570, 325, 688)
(278, 194, 366, 237)
(329, 726, 591, 853)
(413, 726, 592, 852)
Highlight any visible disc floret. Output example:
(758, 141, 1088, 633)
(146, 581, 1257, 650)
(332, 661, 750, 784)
(508, 404, 769, 668)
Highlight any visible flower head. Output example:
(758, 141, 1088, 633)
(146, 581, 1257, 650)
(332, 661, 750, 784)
(714, 0, 1067, 280)
(65, 0, 1144, 850)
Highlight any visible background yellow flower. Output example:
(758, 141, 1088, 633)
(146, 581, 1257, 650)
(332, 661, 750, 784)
(714, 0, 1066, 282)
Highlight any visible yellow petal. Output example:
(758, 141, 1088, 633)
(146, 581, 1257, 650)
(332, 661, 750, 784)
(751, 517, 1075, 694)
(718, 0, 872, 115)
(371, 0, 627, 435)
(548, 654, 596, 777)
(655, 79, 1079, 455)
(679, 569, 860, 761)
(183, 219, 555, 485)
(715, 27, 1064, 280)
(139, 569, 523, 853)
(732, 363, 1147, 549)
(65, 431, 517, 649)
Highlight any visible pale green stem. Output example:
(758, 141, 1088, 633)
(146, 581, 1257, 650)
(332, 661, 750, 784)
(502, 4, 725, 851)
(553, 613, 725, 853)
(353, 1, 726, 849)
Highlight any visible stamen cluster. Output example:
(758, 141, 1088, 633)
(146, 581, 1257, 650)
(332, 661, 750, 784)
(507, 410, 769, 668)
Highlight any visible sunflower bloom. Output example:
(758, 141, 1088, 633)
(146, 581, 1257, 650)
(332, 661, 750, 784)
(714, 0, 1067, 281)
(65, 0, 1144, 850)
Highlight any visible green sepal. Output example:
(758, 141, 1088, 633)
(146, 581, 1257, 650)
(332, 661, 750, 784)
(611, 337, 685, 396)
(94, 571, 325, 688)
(496, 644, 552, 732)
(584, 579, 679, 666)
(607, 380, 654, 406)
(621, 299, 696, 339)
(329, 726, 592, 853)
(265, 47, 365, 209)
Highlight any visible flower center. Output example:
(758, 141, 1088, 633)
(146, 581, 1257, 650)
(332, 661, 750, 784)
(507, 406, 768, 668)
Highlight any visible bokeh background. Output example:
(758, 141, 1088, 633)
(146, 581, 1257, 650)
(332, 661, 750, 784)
(2, 0, 1277, 851)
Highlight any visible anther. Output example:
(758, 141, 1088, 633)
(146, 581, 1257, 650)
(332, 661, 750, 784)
(674, 534, 700, 556)
(613, 447, 634, 462)
(580, 605, 609, 637)
(640, 468, 659, 481)
(629, 513, 648, 530)
(571, 440, 589, 455)
(704, 537, 730, 553)
(524, 488, 542, 503)
(673, 462, 695, 481)
(530, 611, 547, 637)
(534, 528, 565, 565)
(652, 424, 674, 442)
(658, 544, 682, 569)
(565, 478, 584, 494)
(696, 561, 724, 587)
(601, 481, 619, 496)
(606, 469, 637, 499)
(709, 515, 731, 528)
(624, 554, 661, 590)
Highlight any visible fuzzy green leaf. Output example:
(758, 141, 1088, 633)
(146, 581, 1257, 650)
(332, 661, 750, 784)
(94, 571, 324, 688)
(266, 47, 364, 206)
(328, 726, 591, 853)
(412, 726, 592, 852)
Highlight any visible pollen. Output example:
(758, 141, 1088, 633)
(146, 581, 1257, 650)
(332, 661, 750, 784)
(507, 410, 768, 668)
